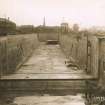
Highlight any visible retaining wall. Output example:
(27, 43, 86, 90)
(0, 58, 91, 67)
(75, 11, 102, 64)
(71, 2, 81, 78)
(37, 32, 59, 42)
(59, 33, 87, 70)
(59, 33, 98, 77)
(0, 37, 7, 76)
(0, 34, 39, 76)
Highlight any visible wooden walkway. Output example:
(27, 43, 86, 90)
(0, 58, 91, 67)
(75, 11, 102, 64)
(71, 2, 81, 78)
(2, 43, 93, 79)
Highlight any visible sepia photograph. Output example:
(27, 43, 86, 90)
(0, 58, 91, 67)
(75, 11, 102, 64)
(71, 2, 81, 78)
(0, 0, 105, 105)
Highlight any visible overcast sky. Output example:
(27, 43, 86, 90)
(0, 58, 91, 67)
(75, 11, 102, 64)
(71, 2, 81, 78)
(0, 0, 105, 28)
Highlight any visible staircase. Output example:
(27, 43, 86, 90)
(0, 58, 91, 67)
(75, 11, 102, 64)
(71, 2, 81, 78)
(0, 79, 88, 94)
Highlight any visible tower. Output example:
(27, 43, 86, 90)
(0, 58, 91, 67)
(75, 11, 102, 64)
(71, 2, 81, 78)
(43, 17, 46, 26)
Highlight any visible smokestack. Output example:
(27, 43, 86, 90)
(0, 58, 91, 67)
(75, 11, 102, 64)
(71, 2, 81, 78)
(43, 17, 46, 26)
(8, 17, 10, 20)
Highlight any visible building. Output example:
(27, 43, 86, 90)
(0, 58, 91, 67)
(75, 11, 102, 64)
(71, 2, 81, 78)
(0, 18, 16, 35)
(61, 22, 69, 33)
(17, 25, 34, 34)
(72, 24, 79, 32)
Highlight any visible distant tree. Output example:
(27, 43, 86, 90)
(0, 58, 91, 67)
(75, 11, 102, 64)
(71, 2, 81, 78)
(17, 25, 34, 34)
(35, 26, 60, 33)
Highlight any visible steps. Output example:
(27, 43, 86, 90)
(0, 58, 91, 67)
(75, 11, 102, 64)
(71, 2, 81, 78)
(0, 79, 87, 93)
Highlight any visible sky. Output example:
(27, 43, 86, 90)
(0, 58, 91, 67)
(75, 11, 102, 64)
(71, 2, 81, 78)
(0, 0, 105, 28)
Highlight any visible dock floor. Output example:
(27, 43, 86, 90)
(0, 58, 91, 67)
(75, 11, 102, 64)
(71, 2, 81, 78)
(2, 43, 93, 79)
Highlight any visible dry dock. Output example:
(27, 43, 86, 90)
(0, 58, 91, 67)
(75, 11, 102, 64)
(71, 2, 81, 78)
(2, 43, 92, 80)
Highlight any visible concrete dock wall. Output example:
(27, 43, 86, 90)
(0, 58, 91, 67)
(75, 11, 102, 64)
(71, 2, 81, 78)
(0, 32, 99, 79)
(59, 33, 87, 70)
(7, 34, 39, 74)
(59, 33, 99, 77)
(0, 34, 39, 76)
(37, 32, 59, 42)
(95, 36, 105, 88)
(0, 37, 7, 76)
(88, 35, 99, 77)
